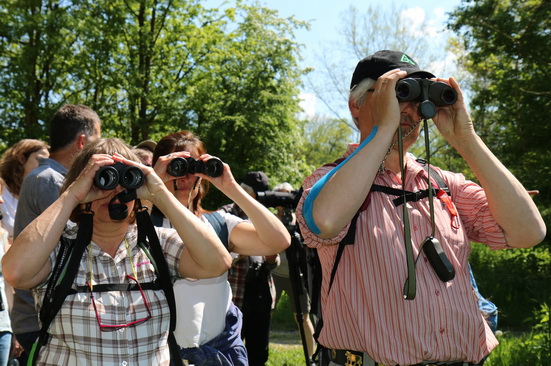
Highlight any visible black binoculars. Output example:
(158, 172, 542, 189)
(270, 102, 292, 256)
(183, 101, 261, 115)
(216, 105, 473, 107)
(395, 78, 457, 119)
(167, 157, 224, 178)
(94, 162, 145, 190)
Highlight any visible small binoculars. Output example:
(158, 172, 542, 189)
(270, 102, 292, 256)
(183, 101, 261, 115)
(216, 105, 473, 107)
(396, 78, 457, 119)
(167, 157, 224, 178)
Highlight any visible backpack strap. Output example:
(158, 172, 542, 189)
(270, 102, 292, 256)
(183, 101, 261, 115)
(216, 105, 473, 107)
(203, 212, 229, 249)
(29, 210, 94, 366)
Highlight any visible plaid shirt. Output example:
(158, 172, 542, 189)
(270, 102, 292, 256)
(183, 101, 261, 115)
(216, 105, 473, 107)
(33, 224, 185, 366)
(228, 255, 249, 309)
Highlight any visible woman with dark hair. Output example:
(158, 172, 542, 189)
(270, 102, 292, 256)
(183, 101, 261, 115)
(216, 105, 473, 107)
(0, 139, 49, 241)
(2, 137, 231, 366)
(152, 131, 290, 366)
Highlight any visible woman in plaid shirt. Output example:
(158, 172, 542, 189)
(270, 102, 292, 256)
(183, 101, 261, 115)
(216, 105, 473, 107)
(3, 138, 232, 366)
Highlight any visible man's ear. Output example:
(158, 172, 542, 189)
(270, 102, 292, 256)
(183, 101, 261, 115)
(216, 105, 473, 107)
(76, 134, 86, 150)
(349, 98, 360, 119)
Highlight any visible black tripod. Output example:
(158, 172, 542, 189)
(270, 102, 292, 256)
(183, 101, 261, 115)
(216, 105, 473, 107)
(282, 209, 314, 366)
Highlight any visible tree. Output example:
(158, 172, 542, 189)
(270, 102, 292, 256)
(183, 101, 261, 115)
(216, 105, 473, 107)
(309, 4, 451, 130)
(303, 4, 461, 174)
(0, 1, 311, 209)
(0, 0, 83, 143)
(301, 114, 354, 173)
(448, 0, 551, 241)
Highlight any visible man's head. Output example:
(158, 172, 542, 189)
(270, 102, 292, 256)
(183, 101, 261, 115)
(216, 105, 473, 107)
(349, 51, 434, 137)
(241, 171, 269, 199)
(49, 104, 101, 153)
(135, 140, 157, 154)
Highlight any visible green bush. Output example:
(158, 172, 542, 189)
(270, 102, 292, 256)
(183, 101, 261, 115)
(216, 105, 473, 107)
(485, 303, 550, 365)
(469, 243, 551, 329)
(272, 292, 299, 332)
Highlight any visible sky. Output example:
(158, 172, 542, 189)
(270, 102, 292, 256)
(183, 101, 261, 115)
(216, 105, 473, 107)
(204, 0, 464, 118)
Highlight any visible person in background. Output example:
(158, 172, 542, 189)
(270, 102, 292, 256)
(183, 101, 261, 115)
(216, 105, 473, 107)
(296, 50, 545, 366)
(0, 182, 17, 365)
(11, 104, 101, 364)
(270, 182, 315, 360)
(133, 140, 157, 167)
(221, 171, 280, 366)
(0, 139, 50, 244)
(3, 138, 231, 365)
(151, 131, 289, 365)
(0, 139, 50, 363)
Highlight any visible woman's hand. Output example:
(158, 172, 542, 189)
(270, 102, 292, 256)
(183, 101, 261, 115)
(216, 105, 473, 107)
(67, 154, 117, 205)
(193, 154, 236, 192)
(112, 153, 166, 205)
(153, 151, 193, 184)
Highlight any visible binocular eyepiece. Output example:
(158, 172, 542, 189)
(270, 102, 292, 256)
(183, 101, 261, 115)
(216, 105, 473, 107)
(94, 162, 145, 190)
(167, 157, 224, 178)
(395, 78, 457, 119)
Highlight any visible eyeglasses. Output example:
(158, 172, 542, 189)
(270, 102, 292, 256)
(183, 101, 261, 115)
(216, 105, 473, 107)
(88, 275, 152, 332)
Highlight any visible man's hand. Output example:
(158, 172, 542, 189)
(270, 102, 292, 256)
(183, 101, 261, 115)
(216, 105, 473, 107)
(432, 77, 477, 146)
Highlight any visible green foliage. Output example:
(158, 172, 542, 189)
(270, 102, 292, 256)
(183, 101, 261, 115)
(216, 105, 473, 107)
(271, 292, 298, 332)
(0, 1, 311, 209)
(300, 115, 355, 175)
(485, 304, 550, 365)
(470, 243, 551, 329)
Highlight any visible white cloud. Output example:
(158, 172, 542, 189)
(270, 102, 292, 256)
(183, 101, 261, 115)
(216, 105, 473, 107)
(401, 6, 441, 38)
(299, 93, 317, 118)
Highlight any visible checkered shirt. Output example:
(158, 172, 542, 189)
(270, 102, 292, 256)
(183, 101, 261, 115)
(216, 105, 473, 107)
(32, 224, 185, 366)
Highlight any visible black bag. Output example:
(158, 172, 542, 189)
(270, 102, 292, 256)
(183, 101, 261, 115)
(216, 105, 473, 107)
(243, 260, 272, 312)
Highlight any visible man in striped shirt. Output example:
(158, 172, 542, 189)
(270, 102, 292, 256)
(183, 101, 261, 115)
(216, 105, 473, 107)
(296, 50, 546, 366)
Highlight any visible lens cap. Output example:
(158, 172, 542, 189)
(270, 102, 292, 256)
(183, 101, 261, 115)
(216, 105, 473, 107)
(418, 101, 437, 119)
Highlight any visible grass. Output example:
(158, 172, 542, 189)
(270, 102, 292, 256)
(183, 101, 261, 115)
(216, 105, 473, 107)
(268, 331, 307, 366)
(267, 293, 312, 366)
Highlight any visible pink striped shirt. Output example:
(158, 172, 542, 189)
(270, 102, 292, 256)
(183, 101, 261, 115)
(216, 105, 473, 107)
(297, 144, 509, 365)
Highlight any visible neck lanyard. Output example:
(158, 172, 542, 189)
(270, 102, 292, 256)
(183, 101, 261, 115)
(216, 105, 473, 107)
(397, 124, 417, 300)
(88, 238, 138, 291)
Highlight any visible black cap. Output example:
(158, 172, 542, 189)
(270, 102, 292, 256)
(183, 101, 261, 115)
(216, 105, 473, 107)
(242, 171, 269, 193)
(350, 50, 435, 89)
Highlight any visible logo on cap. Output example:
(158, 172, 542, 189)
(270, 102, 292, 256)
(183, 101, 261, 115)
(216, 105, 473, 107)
(400, 54, 416, 66)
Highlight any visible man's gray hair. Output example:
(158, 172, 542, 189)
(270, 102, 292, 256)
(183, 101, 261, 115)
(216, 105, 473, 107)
(349, 78, 376, 128)
(273, 182, 294, 193)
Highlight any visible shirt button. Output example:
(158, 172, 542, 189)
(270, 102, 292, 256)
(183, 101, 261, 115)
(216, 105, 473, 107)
(435, 289, 440, 296)
(118, 328, 125, 333)
(122, 362, 128, 366)
(440, 328, 445, 334)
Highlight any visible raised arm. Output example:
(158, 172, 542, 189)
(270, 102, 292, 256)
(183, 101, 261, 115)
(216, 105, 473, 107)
(306, 69, 407, 238)
(196, 156, 290, 256)
(433, 77, 546, 248)
(121, 154, 232, 279)
(3, 154, 115, 289)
